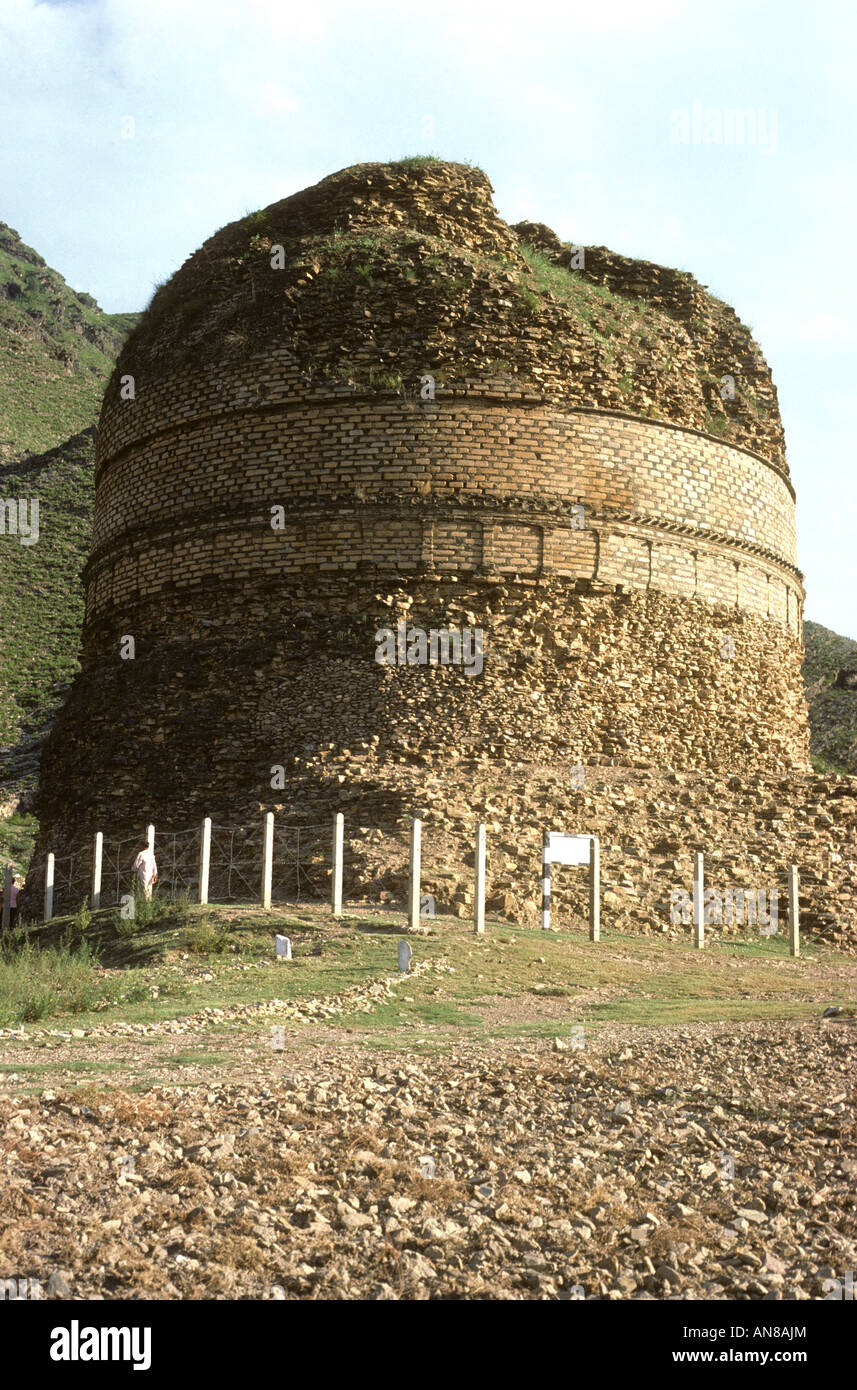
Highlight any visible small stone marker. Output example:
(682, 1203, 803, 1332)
(275, 935, 292, 960)
(46, 1271, 71, 1298)
(397, 939, 412, 973)
(419, 1155, 435, 1179)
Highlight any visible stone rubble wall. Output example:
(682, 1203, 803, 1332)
(513, 220, 786, 468)
(28, 578, 810, 909)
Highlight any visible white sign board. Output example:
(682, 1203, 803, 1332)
(546, 833, 596, 866)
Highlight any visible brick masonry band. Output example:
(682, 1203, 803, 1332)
(86, 397, 801, 630)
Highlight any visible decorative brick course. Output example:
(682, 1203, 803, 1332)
(87, 394, 801, 629)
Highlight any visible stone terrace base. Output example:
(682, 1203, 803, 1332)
(24, 756, 857, 952)
(27, 576, 809, 892)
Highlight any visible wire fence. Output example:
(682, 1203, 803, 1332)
(100, 832, 147, 909)
(48, 849, 91, 910)
(23, 819, 337, 920)
(9, 818, 805, 956)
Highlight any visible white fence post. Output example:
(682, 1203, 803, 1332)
(199, 817, 211, 906)
(788, 864, 800, 958)
(1, 865, 12, 930)
(261, 812, 274, 909)
(541, 831, 550, 930)
(91, 832, 103, 911)
(408, 818, 422, 931)
(147, 823, 155, 853)
(332, 812, 344, 917)
(44, 853, 55, 922)
(474, 823, 486, 934)
(693, 851, 704, 949)
(589, 836, 600, 942)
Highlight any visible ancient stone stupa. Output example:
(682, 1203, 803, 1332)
(28, 158, 809, 910)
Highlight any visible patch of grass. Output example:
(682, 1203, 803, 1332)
(390, 155, 443, 170)
(811, 753, 850, 775)
(0, 1060, 124, 1075)
(117, 888, 194, 932)
(337, 996, 483, 1030)
(516, 244, 672, 370)
(517, 287, 541, 315)
(0, 901, 852, 1042)
(320, 359, 358, 381)
(584, 997, 817, 1025)
(113, 912, 142, 939)
(158, 1049, 243, 1069)
(367, 368, 404, 391)
(0, 935, 108, 1025)
(183, 917, 233, 954)
(177, 294, 208, 324)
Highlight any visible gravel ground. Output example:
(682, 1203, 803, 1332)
(1, 1018, 854, 1300)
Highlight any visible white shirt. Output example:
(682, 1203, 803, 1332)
(133, 848, 157, 882)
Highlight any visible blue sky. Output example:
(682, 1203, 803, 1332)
(2, 0, 855, 638)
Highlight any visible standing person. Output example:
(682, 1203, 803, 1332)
(132, 844, 158, 900)
(8, 877, 21, 928)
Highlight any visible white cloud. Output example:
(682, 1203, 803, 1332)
(255, 82, 300, 116)
(758, 310, 857, 350)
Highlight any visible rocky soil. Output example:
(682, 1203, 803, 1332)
(2, 1020, 853, 1300)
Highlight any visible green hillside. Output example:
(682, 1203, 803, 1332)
(0, 428, 96, 793)
(0, 221, 138, 462)
(803, 620, 857, 775)
(0, 222, 138, 811)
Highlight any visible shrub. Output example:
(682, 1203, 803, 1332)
(113, 911, 140, 938)
(64, 896, 92, 947)
(0, 936, 106, 1026)
(20, 986, 57, 1021)
(184, 918, 232, 954)
(122, 974, 153, 1004)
